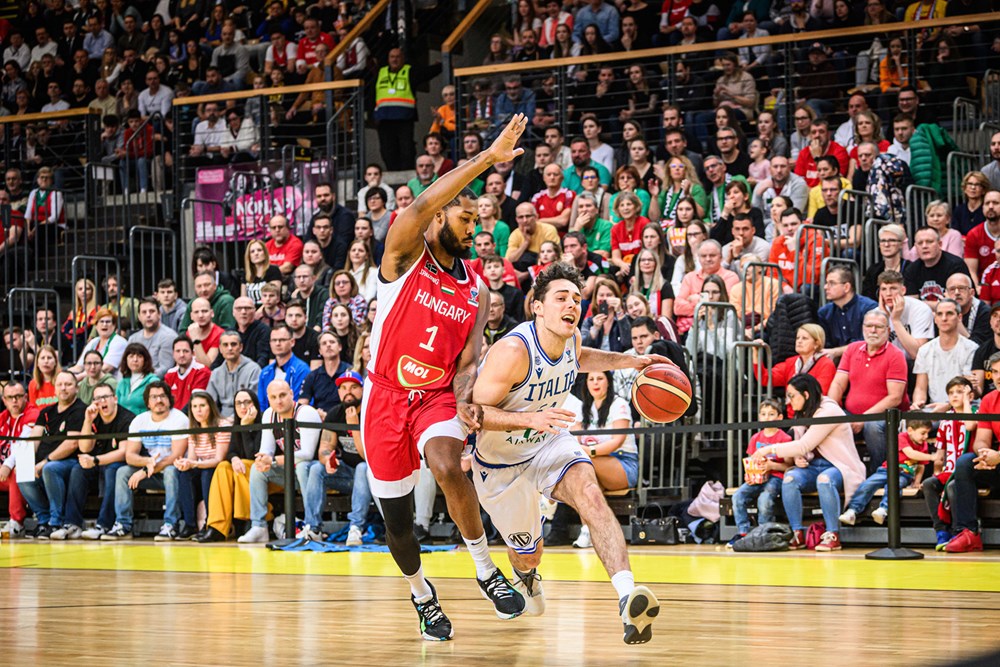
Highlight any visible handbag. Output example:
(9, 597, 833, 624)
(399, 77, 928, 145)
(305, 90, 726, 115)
(732, 522, 793, 552)
(630, 504, 680, 545)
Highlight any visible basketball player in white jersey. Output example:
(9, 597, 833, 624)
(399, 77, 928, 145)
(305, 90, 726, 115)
(471, 262, 668, 644)
(363, 114, 530, 640)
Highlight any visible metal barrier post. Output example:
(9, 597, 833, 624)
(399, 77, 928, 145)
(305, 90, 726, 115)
(866, 408, 923, 560)
(269, 416, 301, 546)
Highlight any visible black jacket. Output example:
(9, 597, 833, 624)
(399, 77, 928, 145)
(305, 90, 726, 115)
(763, 293, 819, 364)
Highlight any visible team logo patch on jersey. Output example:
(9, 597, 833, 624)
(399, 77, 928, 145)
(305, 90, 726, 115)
(441, 285, 455, 296)
(424, 260, 438, 275)
(397, 355, 446, 387)
(508, 532, 533, 548)
(468, 287, 479, 307)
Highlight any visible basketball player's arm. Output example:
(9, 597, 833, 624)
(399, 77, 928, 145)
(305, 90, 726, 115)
(382, 114, 528, 281)
(473, 337, 576, 433)
(575, 333, 673, 372)
(454, 281, 490, 431)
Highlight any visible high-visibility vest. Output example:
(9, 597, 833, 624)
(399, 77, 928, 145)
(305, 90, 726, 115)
(374, 64, 415, 115)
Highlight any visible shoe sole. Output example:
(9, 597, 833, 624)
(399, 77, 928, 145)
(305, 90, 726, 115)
(345, 540, 362, 546)
(478, 581, 526, 620)
(512, 582, 546, 616)
(872, 516, 886, 525)
(623, 586, 660, 645)
(420, 629, 454, 641)
(839, 514, 855, 526)
(814, 545, 842, 552)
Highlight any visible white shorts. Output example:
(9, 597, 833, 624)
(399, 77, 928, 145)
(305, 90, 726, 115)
(472, 431, 591, 554)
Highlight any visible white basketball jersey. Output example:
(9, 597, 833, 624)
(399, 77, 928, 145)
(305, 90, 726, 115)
(475, 321, 579, 466)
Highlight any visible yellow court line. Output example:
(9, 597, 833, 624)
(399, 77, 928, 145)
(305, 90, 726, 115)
(3, 543, 999, 593)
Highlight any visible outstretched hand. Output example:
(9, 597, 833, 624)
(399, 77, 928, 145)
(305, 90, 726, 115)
(632, 354, 674, 370)
(488, 114, 528, 164)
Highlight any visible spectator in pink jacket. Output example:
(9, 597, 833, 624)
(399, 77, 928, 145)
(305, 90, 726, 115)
(672, 240, 739, 335)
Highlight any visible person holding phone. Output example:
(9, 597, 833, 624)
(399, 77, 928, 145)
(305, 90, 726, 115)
(582, 277, 632, 352)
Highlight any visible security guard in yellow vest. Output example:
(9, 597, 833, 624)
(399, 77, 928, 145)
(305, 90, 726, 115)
(372, 47, 442, 171)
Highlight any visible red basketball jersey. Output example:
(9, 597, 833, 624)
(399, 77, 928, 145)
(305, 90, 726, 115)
(369, 244, 483, 391)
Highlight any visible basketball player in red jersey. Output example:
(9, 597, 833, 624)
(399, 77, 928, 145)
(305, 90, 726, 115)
(362, 114, 529, 641)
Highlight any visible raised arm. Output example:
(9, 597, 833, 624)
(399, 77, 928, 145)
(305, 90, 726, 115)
(382, 114, 528, 282)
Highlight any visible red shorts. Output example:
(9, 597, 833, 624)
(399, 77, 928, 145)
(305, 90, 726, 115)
(361, 377, 466, 498)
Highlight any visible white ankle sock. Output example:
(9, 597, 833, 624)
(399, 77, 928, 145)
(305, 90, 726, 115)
(463, 533, 497, 580)
(611, 570, 635, 601)
(404, 565, 433, 602)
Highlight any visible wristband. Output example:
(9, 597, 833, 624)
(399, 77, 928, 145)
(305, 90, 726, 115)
(590, 446, 597, 457)
(94, 455, 100, 467)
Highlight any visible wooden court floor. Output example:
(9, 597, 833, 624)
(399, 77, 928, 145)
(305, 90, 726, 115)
(3, 542, 1000, 666)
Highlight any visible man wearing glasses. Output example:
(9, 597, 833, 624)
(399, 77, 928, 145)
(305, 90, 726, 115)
(106, 381, 192, 540)
(947, 273, 992, 345)
(257, 323, 310, 411)
(828, 309, 908, 474)
(77, 383, 135, 539)
(818, 266, 877, 361)
(0, 381, 37, 538)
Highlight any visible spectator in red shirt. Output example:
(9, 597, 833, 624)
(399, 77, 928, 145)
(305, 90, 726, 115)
(265, 214, 303, 277)
(979, 236, 1000, 304)
(163, 336, 211, 412)
(828, 309, 909, 474)
(530, 163, 575, 232)
(295, 17, 334, 66)
(609, 192, 650, 279)
(754, 323, 836, 397)
(0, 381, 37, 536)
(963, 191, 1000, 285)
(794, 118, 848, 187)
(185, 297, 224, 368)
(468, 231, 518, 287)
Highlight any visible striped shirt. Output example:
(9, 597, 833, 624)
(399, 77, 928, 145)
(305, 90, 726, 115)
(191, 418, 232, 461)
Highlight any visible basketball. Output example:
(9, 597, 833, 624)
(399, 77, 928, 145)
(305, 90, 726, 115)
(631, 363, 692, 424)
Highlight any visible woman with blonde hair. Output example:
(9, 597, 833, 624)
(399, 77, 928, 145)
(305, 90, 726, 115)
(62, 278, 98, 363)
(629, 247, 673, 319)
(753, 323, 837, 396)
(473, 193, 511, 258)
(953, 171, 990, 235)
(29, 344, 61, 409)
(904, 200, 963, 259)
(353, 331, 371, 378)
(176, 390, 232, 540)
(345, 239, 378, 303)
(241, 239, 282, 306)
(648, 155, 707, 222)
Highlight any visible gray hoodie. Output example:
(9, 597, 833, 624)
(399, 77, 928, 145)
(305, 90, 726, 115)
(207, 355, 261, 418)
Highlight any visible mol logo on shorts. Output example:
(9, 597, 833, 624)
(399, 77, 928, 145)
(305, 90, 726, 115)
(397, 355, 446, 388)
(508, 532, 533, 548)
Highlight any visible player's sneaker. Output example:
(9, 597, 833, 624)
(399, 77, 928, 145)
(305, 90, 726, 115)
(620, 585, 660, 645)
(477, 567, 525, 619)
(512, 568, 546, 616)
(411, 581, 454, 641)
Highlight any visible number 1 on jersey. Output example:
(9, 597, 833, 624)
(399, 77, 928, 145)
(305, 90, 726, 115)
(419, 326, 439, 352)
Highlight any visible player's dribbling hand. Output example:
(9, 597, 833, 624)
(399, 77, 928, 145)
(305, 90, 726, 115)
(457, 402, 483, 433)
(528, 408, 576, 434)
(632, 354, 673, 369)
(488, 114, 528, 163)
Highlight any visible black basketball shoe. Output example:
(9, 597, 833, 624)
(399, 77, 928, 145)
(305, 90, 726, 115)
(477, 567, 526, 619)
(620, 585, 660, 645)
(411, 581, 454, 641)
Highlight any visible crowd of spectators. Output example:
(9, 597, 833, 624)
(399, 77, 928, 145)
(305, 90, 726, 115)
(4, 0, 1000, 550)
(0, 0, 376, 196)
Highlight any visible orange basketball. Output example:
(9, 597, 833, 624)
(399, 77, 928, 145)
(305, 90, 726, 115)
(630, 363, 692, 424)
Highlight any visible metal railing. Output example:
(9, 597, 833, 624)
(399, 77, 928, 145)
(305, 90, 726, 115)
(861, 218, 892, 277)
(689, 301, 740, 443)
(69, 255, 123, 359)
(5, 287, 62, 379)
(129, 226, 179, 303)
(792, 224, 836, 291)
(904, 185, 938, 239)
(946, 151, 984, 208)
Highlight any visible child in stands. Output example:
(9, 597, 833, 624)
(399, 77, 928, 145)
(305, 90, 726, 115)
(728, 398, 792, 547)
(840, 419, 938, 526)
(923, 376, 978, 549)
